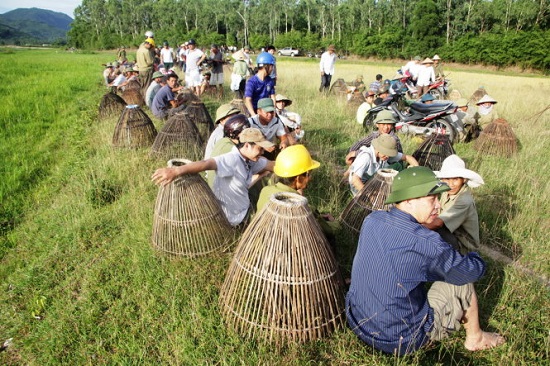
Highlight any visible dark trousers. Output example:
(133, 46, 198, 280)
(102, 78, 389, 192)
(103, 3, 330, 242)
(320, 73, 332, 92)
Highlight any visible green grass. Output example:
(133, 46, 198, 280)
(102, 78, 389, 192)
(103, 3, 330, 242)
(0, 49, 549, 364)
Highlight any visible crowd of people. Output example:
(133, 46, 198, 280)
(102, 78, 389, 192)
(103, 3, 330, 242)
(102, 34, 505, 356)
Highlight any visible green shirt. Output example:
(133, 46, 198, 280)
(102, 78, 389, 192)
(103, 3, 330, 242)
(439, 185, 480, 253)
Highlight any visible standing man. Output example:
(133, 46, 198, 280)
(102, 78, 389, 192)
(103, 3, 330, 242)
(417, 58, 436, 97)
(346, 166, 505, 355)
(433, 54, 444, 80)
(136, 37, 156, 97)
(160, 41, 175, 70)
(319, 44, 336, 93)
(185, 39, 206, 95)
(209, 44, 225, 98)
(244, 52, 276, 116)
(266, 45, 277, 86)
(402, 55, 422, 84)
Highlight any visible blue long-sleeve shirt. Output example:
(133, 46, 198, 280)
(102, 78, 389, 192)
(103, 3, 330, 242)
(346, 207, 485, 355)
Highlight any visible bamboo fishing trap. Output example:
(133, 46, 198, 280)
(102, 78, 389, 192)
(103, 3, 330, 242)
(230, 98, 250, 117)
(150, 112, 204, 161)
(474, 118, 518, 157)
(121, 87, 145, 107)
(340, 169, 398, 235)
(469, 87, 488, 105)
(412, 133, 456, 171)
(112, 105, 158, 148)
(98, 92, 127, 120)
(183, 101, 215, 143)
(219, 192, 345, 344)
(152, 159, 235, 257)
(329, 78, 348, 97)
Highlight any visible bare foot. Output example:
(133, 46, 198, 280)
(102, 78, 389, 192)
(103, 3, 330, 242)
(464, 331, 505, 351)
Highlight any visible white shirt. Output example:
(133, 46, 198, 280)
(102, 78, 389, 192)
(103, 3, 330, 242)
(349, 145, 402, 196)
(204, 124, 224, 160)
(160, 47, 174, 63)
(185, 48, 204, 72)
(213, 147, 268, 226)
(417, 65, 435, 87)
(319, 51, 336, 75)
(403, 60, 421, 79)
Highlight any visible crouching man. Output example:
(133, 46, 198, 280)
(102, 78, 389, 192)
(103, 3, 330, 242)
(346, 166, 505, 355)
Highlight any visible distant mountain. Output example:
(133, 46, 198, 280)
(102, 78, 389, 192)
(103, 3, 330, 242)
(0, 8, 72, 45)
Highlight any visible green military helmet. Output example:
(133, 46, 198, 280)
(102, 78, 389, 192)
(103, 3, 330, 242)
(374, 110, 396, 124)
(385, 166, 450, 204)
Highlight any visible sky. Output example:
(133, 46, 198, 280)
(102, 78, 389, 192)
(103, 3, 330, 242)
(0, 0, 81, 18)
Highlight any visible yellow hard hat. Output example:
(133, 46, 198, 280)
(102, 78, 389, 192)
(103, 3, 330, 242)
(145, 38, 155, 47)
(274, 145, 320, 178)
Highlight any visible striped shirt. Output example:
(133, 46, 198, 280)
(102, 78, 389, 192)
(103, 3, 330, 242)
(346, 208, 486, 355)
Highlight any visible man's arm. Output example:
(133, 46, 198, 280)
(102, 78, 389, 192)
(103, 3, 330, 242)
(244, 97, 256, 116)
(350, 172, 364, 193)
(152, 159, 217, 186)
(402, 154, 419, 166)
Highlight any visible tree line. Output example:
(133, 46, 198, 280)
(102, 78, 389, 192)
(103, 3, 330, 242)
(68, 0, 549, 73)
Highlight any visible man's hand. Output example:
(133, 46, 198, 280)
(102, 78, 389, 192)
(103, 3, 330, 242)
(345, 151, 357, 166)
(151, 167, 179, 186)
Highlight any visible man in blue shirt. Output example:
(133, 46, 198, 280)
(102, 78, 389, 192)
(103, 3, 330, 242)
(151, 73, 184, 119)
(346, 166, 505, 355)
(244, 52, 276, 116)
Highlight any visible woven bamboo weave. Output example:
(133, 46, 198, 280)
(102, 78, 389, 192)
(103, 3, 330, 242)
(152, 159, 235, 257)
(150, 112, 204, 161)
(220, 192, 345, 344)
(340, 169, 398, 234)
(329, 78, 348, 96)
(412, 133, 456, 171)
(469, 87, 488, 105)
(99, 92, 127, 119)
(121, 87, 145, 106)
(474, 118, 518, 157)
(112, 105, 158, 148)
(230, 98, 251, 117)
(176, 88, 201, 104)
(184, 101, 215, 142)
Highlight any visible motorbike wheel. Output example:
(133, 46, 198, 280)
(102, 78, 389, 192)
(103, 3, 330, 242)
(363, 113, 377, 133)
(428, 89, 443, 100)
(426, 119, 456, 142)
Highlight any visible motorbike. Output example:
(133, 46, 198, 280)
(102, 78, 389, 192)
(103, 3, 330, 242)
(391, 69, 451, 100)
(363, 91, 461, 142)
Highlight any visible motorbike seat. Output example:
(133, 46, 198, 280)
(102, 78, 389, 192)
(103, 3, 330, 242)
(410, 101, 455, 114)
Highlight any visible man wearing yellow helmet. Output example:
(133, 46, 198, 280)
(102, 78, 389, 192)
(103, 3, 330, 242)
(136, 37, 156, 96)
(257, 145, 339, 239)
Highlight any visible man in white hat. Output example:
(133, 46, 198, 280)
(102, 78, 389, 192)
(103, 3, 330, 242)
(417, 58, 436, 97)
(475, 95, 499, 128)
(346, 166, 505, 355)
(424, 154, 484, 254)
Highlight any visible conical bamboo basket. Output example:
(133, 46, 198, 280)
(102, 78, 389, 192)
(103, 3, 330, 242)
(230, 98, 250, 117)
(112, 105, 158, 148)
(152, 159, 235, 257)
(184, 101, 215, 142)
(122, 87, 145, 106)
(412, 133, 456, 171)
(468, 87, 487, 105)
(474, 118, 518, 157)
(99, 92, 127, 120)
(329, 78, 348, 96)
(125, 79, 142, 91)
(347, 91, 365, 109)
(340, 169, 398, 235)
(220, 192, 345, 345)
(176, 88, 201, 104)
(150, 112, 204, 161)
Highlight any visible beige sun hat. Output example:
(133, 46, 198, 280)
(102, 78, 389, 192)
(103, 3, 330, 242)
(371, 134, 398, 157)
(433, 54, 441, 60)
(275, 94, 292, 106)
(422, 57, 434, 64)
(435, 154, 484, 188)
(476, 94, 498, 105)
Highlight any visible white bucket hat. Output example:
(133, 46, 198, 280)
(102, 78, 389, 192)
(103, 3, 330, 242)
(435, 155, 484, 188)
(476, 94, 498, 105)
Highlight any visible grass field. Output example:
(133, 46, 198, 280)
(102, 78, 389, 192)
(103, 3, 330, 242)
(0, 48, 549, 365)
